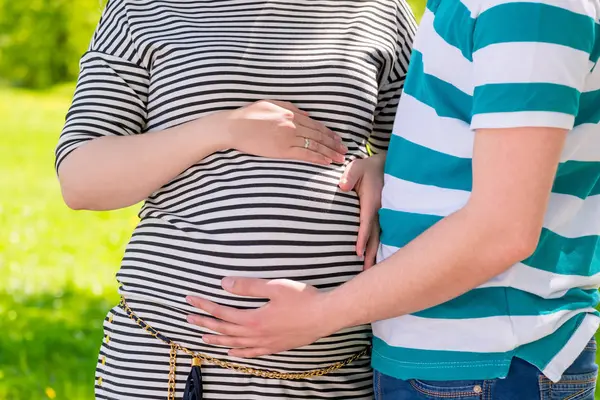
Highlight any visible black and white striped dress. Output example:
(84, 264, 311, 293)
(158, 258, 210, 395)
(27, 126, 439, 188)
(56, 0, 415, 398)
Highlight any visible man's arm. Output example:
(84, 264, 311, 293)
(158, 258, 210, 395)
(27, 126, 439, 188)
(326, 126, 567, 327)
(185, 126, 567, 358)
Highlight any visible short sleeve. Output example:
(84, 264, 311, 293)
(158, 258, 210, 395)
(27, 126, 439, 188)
(470, 0, 596, 130)
(368, 4, 416, 154)
(55, 0, 149, 171)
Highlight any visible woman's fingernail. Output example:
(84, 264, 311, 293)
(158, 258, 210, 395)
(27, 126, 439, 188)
(222, 277, 235, 290)
(187, 315, 196, 324)
(185, 296, 193, 305)
(203, 336, 212, 344)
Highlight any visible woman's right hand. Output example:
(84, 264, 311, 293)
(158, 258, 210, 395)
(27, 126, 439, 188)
(221, 100, 347, 165)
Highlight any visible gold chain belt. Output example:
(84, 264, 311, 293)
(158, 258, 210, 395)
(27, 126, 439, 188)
(119, 297, 370, 400)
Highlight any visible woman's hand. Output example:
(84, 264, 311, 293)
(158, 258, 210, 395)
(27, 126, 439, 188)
(58, 99, 345, 211)
(339, 152, 386, 269)
(223, 100, 347, 165)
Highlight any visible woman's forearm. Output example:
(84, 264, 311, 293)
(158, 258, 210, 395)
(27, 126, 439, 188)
(58, 113, 228, 211)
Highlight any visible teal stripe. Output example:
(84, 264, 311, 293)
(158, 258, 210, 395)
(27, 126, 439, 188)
(413, 287, 599, 320)
(379, 208, 442, 249)
(517, 313, 588, 371)
(429, 0, 475, 61)
(372, 337, 513, 380)
(591, 23, 600, 63)
(386, 136, 600, 199)
(425, 0, 437, 13)
(473, 83, 580, 116)
(553, 161, 600, 199)
(524, 228, 600, 276)
(380, 206, 600, 277)
(575, 89, 600, 126)
(385, 135, 472, 191)
(373, 336, 511, 363)
(474, 3, 596, 53)
(403, 50, 473, 123)
(592, 182, 600, 197)
(380, 211, 600, 279)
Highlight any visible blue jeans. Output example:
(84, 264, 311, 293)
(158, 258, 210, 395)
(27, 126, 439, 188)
(374, 339, 598, 400)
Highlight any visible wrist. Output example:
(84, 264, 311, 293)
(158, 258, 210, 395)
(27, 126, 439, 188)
(316, 288, 355, 335)
(183, 110, 235, 154)
(207, 110, 237, 152)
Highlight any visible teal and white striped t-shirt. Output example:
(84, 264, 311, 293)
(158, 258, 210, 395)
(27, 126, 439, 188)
(374, 0, 600, 383)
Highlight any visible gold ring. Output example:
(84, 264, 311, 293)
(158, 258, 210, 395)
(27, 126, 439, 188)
(304, 138, 310, 149)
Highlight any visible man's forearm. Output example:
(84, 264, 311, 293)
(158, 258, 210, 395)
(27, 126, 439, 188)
(325, 204, 538, 330)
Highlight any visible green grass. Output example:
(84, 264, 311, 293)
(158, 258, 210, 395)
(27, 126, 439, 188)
(409, 0, 426, 21)
(0, 85, 138, 400)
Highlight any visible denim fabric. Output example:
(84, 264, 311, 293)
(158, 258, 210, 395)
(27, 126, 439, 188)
(374, 339, 598, 400)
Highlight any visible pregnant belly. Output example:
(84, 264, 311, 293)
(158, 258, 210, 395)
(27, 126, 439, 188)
(114, 157, 369, 366)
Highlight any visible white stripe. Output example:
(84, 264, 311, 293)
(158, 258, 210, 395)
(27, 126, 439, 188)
(481, 262, 600, 298)
(381, 176, 600, 238)
(477, 0, 599, 18)
(471, 111, 575, 130)
(381, 175, 470, 217)
(544, 193, 600, 238)
(377, 243, 399, 263)
(562, 123, 600, 162)
(396, 97, 598, 161)
(373, 308, 597, 353)
(473, 42, 590, 90)
(542, 313, 600, 382)
(393, 94, 474, 158)
(415, 10, 474, 95)
(380, 243, 600, 299)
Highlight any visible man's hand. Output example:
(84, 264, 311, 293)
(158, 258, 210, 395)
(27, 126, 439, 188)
(186, 278, 336, 358)
(339, 153, 386, 269)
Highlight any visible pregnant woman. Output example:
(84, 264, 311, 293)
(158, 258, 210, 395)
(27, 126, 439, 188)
(55, 0, 415, 399)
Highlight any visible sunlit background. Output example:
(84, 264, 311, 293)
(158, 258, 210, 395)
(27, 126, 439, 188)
(1, 2, 596, 400)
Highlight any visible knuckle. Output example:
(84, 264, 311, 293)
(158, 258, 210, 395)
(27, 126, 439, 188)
(282, 109, 295, 120)
(202, 302, 216, 314)
(207, 318, 220, 329)
(209, 304, 223, 316)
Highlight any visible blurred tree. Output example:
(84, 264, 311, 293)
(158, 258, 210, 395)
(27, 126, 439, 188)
(0, 0, 104, 88)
